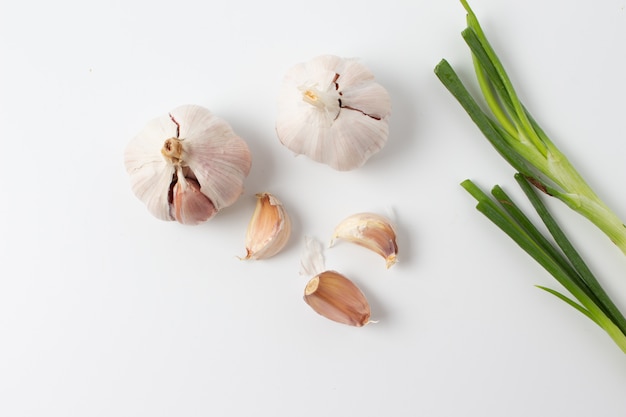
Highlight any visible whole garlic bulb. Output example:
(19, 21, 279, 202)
(124, 105, 252, 225)
(276, 54, 391, 171)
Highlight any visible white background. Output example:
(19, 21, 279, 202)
(2, 0, 626, 415)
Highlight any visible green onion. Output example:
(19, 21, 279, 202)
(434, 0, 626, 256)
(435, 0, 626, 353)
(462, 176, 626, 353)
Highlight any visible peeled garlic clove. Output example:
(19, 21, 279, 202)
(303, 270, 371, 327)
(276, 54, 391, 171)
(330, 212, 398, 268)
(241, 193, 291, 260)
(124, 105, 252, 224)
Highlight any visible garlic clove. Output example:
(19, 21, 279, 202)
(303, 270, 371, 327)
(330, 212, 398, 268)
(171, 170, 218, 225)
(241, 192, 291, 260)
(276, 54, 391, 171)
(124, 105, 252, 224)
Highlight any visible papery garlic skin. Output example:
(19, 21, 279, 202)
(276, 55, 391, 171)
(304, 270, 371, 327)
(241, 193, 291, 260)
(299, 235, 326, 278)
(330, 212, 398, 268)
(124, 105, 252, 224)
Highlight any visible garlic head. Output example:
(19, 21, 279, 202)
(124, 105, 252, 224)
(241, 192, 291, 260)
(276, 54, 391, 171)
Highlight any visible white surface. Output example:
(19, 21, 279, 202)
(2, 0, 626, 415)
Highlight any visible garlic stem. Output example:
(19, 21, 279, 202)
(302, 86, 338, 110)
(161, 137, 184, 165)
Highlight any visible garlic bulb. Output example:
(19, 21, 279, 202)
(304, 270, 372, 327)
(241, 192, 291, 260)
(330, 212, 398, 268)
(276, 54, 391, 171)
(124, 105, 252, 224)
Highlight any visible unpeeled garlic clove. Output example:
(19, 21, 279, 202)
(241, 192, 291, 260)
(276, 54, 391, 171)
(171, 169, 217, 225)
(330, 212, 398, 268)
(303, 270, 371, 327)
(124, 105, 252, 224)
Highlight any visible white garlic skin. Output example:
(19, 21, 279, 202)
(276, 54, 391, 171)
(124, 105, 252, 224)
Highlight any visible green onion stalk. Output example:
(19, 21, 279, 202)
(435, 0, 626, 256)
(462, 175, 626, 354)
(435, 0, 626, 353)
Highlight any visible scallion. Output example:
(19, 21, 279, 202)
(434, 0, 626, 256)
(462, 176, 626, 353)
(435, 0, 626, 353)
